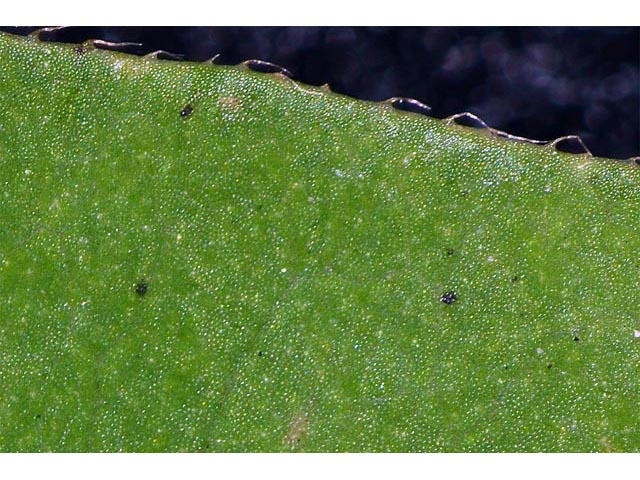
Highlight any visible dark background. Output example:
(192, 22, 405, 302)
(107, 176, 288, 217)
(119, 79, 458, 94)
(3, 26, 638, 159)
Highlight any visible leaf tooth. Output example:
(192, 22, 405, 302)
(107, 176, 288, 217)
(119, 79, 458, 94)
(203, 54, 221, 65)
(90, 39, 142, 53)
(28, 26, 67, 41)
(143, 50, 184, 61)
(241, 59, 293, 78)
(446, 111, 491, 130)
(387, 97, 432, 116)
(26, 29, 141, 55)
(548, 135, 592, 156)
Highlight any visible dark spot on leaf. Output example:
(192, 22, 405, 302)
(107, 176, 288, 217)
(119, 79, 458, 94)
(75, 45, 89, 55)
(135, 279, 148, 296)
(547, 364, 553, 369)
(180, 104, 193, 118)
(35, 414, 42, 419)
(573, 335, 580, 342)
(511, 275, 520, 283)
(635, 158, 640, 166)
(446, 248, 455, 256)
(440, 291, 457, 305)
(258, 351, 264, 357)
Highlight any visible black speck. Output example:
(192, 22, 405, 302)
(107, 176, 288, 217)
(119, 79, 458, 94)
(573, 335, 580, 342)
(135, 279, 148, 296)
(180, 104, 193, 118)
(511, 275, 520, 283)
(440, 291, 457, 305)
(258, 351, 264, 357)
(35, 414, 42, 420)
(75, 45, 89, 55)
(446, 248, 455, 256)
(547, 363, 553, 369)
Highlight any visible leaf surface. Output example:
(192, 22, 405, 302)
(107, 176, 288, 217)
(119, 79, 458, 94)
(0, 32, 639, 452)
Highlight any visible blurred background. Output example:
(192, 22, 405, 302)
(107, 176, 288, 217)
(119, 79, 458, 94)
(2, 26, 638, 159)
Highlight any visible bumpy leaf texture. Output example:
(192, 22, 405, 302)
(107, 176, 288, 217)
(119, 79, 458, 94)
(0, 31, 639, 452)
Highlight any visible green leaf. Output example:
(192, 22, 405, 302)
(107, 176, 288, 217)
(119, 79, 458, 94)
(1, 31, 639, 452)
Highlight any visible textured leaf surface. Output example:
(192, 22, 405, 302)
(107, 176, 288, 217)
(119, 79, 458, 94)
(0, 32, 639, 452)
